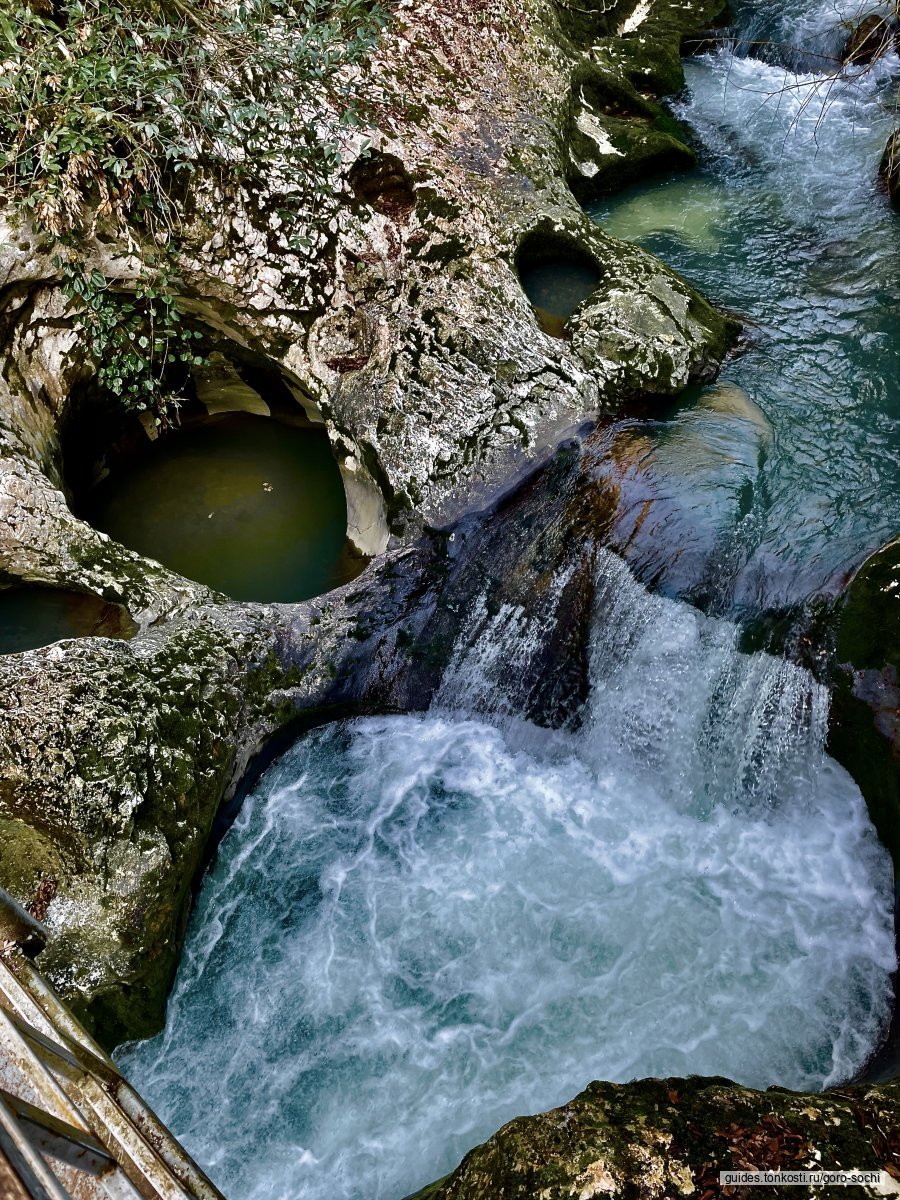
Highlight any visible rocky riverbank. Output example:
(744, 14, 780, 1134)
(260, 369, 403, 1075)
(0, 0, 735, 1042)
(4, 0, 900, 1193)
(408, 1076, 900, 1199)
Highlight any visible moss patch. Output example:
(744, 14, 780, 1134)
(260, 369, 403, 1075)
(408, 1076, 900, 1200)
(563, 0, 728, 202)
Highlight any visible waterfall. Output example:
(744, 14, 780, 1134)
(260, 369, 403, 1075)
(118, 548, 896, 1200)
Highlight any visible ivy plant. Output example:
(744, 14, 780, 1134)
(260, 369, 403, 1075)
(0, 0, 386, 422)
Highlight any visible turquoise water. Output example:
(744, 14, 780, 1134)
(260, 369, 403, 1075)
(119, 549, 895, 1200)
(589, 25, 900, 614)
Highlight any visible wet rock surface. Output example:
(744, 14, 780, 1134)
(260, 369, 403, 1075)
(830, 536, 900, 869)
(843, 13, 896, 66)
(0, 0, 736, 1042)
(407, 1076, 900, 1200)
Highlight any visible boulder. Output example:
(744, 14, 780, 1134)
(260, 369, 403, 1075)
(407, 1076, 900, 1200)
(830, 534, 900, 868)
(843, 13, 895, 65)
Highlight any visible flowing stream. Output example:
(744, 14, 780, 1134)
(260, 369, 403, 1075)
(119, 558, 896, 1200)
(590, 0, 900, 612)
(120, 7, 900, 1199)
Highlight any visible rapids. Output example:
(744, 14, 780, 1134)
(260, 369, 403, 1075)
(118, 551, 896, 1200)
(591, 11, 900, 611)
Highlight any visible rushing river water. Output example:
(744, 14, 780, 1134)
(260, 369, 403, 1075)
(119, 557, 896, 1200)
(590, 5, 900, 613)
(120, 8, 900, 1200)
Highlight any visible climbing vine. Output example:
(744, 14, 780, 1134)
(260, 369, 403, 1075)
(0, 0, 386, 422)
(55, 255, 206, 425)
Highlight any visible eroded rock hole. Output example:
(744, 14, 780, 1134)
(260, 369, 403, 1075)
(347, 150, 416, 219)
(66, 345, 366, 603)
(515, 232, 602, 337)
(0, 586, 136, 655)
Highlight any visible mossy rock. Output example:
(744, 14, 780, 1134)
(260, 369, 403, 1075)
(553, 0, 627, 51)
(563, 0, 728, 202)
(0, 819, 65, 902)
(835, 536, 900, 671)
(829, 536, 900, 869)
(569, 111, 697, 200)
(407, 1076, 900, 1200)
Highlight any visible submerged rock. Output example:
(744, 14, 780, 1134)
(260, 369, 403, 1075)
(584, 382, 772, 607)
(407, 1076, 900, 1200)
(843, 14, 895, 66)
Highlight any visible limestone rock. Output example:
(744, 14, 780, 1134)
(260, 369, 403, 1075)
(563, 0, 729, 202)
(0, 0, 736, 1043)
(407, 1076, 900, 1200)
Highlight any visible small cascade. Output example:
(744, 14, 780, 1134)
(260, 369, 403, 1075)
(118, 548, 896, 1200)
(581, 550, 829, 813)
(590, 15, 900, 613)
(433, 563, 579, 718)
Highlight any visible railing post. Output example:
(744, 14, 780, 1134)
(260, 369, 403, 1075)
(0, 891, 47, 961)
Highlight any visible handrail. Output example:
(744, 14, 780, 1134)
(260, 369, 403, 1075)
(0, 890, 47, 960)
(0, 887, 226, 1200)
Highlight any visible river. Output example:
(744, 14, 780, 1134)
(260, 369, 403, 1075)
(118, 6, 900, 1199)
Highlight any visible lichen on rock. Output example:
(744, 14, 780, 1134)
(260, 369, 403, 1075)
(0, 0, 738, 1044)
(407, 1077, 900, 1200)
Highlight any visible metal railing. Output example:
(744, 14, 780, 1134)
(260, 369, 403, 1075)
(0, 886, 225, 1200)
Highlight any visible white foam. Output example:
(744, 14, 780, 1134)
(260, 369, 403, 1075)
(119, 549, 896, 1200)
(677, 48, 897, 226)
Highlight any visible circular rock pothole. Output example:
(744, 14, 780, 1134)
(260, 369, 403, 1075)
(65, 347, 367, 603)
(515, 231, 602, 338)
